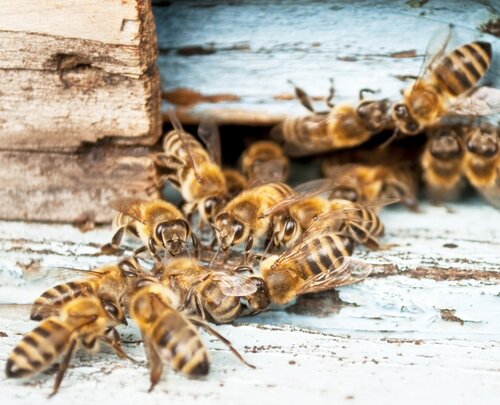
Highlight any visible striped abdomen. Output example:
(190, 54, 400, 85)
(198, 282, 242, 324)
(163, 130, 209, 164)
(31, 281, 95, 321)
(6, 320, 71, 378)
(432, 41, 492, 97)
(152, 309, 209, 376)
(282, 115, 329, 146)
(298, 234, 355, 279)
(348, 208, 384, 238)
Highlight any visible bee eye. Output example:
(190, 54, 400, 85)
(284, 218, 296, 237)
(394, 104, 408, 118)
(104, 302, 119, 319)
(233, 221, 244, 241)
(204, 198, 216, 215)
(155, 222, 167, 241)
(407, 121, 419, 133)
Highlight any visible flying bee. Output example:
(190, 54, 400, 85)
(213, 182, 293, 259)
(6, 296, 130, 396)
(240, 140, 289, 183)
(463, 122, 500, 207)
(30, 257, 143, 321)
(155, 110, 228, 225)
(259, 211, 371, 304)
(222, 168, 247, 198)
(393, 31, 492, 135)
(322, 163, 419, 211)
(261, 179, 388, 251)
(421, 125, 467, 202)
(127, 277, 254, 391)
(271, 79, 393, 157)
(103, 198, 198, 260)
(157, 257, 269, 324)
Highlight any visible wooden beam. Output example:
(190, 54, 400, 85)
(0, 0, 162, 151)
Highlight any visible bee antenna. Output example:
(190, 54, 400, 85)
(209, 245, 221, 270)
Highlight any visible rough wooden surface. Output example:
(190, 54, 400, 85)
(0, 146, 160, 223)
(0, 0, 162, 150)
(0, 201, 499, 403)
(156, 0, 500, 124)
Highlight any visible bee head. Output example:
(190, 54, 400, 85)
(199, 195, 226, 224)
(430, 129, 463, 160)
(357, 99, 391, 131)
(392, 103, 421, 135)
(466, 124, 498, 158)
(260, 258, 301, 305)
(273, 215, 298, 247)
(118, 256, 143, 278)
(155, 219, 190, 256)
(246, 277, 271, 312)
(101, 294, 127, 325)
(214, 213, 246, 249)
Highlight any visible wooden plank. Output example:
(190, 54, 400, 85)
(0, 146, 160, 223)
(0, 0, 162, 150)
(0, 201, 499, 402)
(156, 0, 500, 124)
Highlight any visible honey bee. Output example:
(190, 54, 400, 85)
(222, 168, 247, 198)
(240, 140, 289, 183)
(155, 110, 228, 225)
(260, 214, 371, 304)
(463, 122, 500, 207)
(157, 257, 269, 324)
(6, 296, 130, 396)
(103, 198, 198, 260)
(322, 163, 419, 211)
(30, 257, 143, 321)
(213, 182, 293, 258)
(261, 179, 387, 250)
(421, 125, 466, 202)
(271, 80, 392, 157)
(393, 35, 492, 135)
(127, 277, 254, 391)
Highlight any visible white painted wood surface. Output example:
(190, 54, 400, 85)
(156, 0, 500, 124)
(0, 201, 499, 404)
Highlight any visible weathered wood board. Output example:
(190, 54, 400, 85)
(0, 0, 162, 150)
(156, 0, 500, 125)
(0, 201, 499, 403)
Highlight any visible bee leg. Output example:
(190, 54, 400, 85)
(49, 339, 77, 397)
(142, 334, 163, 393)
(326, 77, 335, 109)
(148, 238, 162, 262)
(288, 79, 316, 113)
(188, 317, 255, 369)
(191, 233, 201, 259)
(100, 226, 127, 254)
(100, 328, 138, 363)
(359, 88, 378, 100)
(193, 292, 207, 321)
(242, 235, 254, 264)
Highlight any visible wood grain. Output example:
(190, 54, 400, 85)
(0, 146, 160, 223)
(0, 0, 162, 150)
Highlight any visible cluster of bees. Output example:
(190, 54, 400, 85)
(5, 31, 499, 395)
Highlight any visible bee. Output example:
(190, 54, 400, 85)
(421, 125, 467, 202)
(261, 179, 387, 250)
(322, 163, 420, 211)
(271, 80, 392, 157)
(155, 111, 228, 225)
(157, 257, 269, 324)
(6, 296, 130, 396)
(463, 122, 500, 207)
(30, 257, 143, 321)
(127, 277, 254, 391)
(260, 213, 371, 305)
(240, 140, 289, 183)
(213, 182, 293, 258)
(393, 35, 492, 135)
(222, 168, 247, 198)
(103, 198, 198, 260)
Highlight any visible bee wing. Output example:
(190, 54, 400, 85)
(260, 178, 336, 218)
(296, 257, 372, 296)
(198, 116, 222, 166)
(25, 267, 101, 284)
(245, 160, 288, 189)
(166, 108, 203, 183)
(109, 197, 147, 224)
(210, 271, 260, 296)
